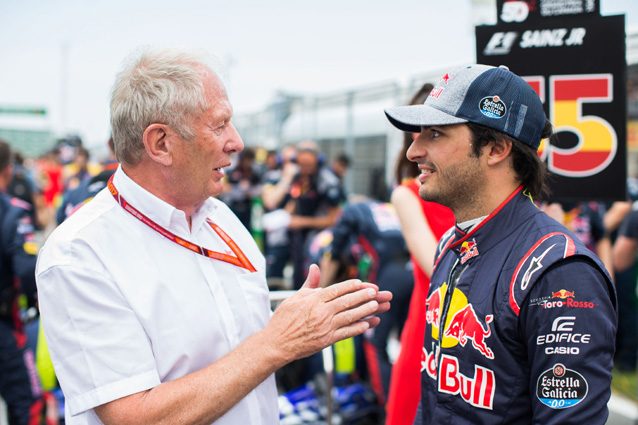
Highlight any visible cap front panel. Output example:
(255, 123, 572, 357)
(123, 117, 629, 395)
(426, 65, 493, 119)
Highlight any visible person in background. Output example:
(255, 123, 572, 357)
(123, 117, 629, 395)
(56, 137, 119, 224)
(611, 197, 638, 372)
(261, 144, 297, 287)
(386, 83, 455, 425)
(385, 64, 616, 424)
(605, 177, 638, 372)
(9, 151, 43, 230)
(63, 146, 91, 192)
(263, 140, 344, 289)
(37, 149, 63, 228)
(289, 141, 345, 288)
(220, 147, 262, 232)
(320, 196, 413, 405)
(0, 139, 42, 425)
(541, 200, 613, 276)
(36, 49, 391, 425)
(331, 152, 351, 183)
(263, 149, 280, 174)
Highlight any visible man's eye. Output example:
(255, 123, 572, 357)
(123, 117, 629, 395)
(213, 122, 227, 135)
(431, 129, 441, 138)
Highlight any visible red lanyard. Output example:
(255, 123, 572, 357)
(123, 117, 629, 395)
(108, 178, 256, 272)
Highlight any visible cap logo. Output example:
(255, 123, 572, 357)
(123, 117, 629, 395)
(430, 86, 444, 99)
(479, 95, 506, 119)
(429, 72, 454, 99)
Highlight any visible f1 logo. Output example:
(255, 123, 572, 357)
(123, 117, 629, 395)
(551, 316, 576, 332)
(483, 31, 518, 56)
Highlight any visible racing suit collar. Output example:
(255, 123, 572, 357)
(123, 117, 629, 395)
(449, 185, 538, 260)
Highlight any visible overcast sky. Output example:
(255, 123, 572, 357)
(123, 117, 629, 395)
(0, 0, 636, 147)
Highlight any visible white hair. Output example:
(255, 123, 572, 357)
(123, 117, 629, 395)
(110, 48, 212, 165)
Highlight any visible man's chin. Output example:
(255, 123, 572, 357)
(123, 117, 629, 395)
(418, 186, 434, 201)
(419, 187, 444, 205)
(208, 184, 224, 199)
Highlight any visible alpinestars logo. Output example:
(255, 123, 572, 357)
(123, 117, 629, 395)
(521, 244, 555, 290)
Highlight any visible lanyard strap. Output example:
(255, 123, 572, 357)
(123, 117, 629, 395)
(108, 177, 256, 272)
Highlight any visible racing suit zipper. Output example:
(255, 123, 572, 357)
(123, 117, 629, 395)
(436, 257, 467, 382)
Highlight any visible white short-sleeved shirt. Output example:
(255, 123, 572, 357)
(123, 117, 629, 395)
(36, 167, 278, 424)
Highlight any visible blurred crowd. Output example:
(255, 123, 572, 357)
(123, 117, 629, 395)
(2, 116, 638, 424)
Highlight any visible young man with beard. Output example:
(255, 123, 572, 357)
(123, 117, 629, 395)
(385, 64, 616, 424)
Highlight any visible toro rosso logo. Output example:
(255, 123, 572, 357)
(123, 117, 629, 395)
(426, 283, 495, 359)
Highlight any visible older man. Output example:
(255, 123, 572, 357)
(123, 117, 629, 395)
(35, 50, 391, 425)
(385, 64, 616, 424)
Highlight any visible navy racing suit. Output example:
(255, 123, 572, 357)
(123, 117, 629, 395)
(330, 200, 413, 400)
(420, 187, 616, 424)
(0, 194, 42, 425)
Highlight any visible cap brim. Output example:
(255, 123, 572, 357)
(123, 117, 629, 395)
(384, 104, 467, 132)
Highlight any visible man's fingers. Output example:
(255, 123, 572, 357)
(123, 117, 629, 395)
(376, 301, 391, 315)
(376, 290, 393, 304)
(332, 321, 370, 342)
(319, 279, 366, 303)
(360, 282, 379, 292)
(300, 264, 321, 290)
(326, 287, 377, 313)
(365, 316, 381, 329)
(333, 299, 379, 328)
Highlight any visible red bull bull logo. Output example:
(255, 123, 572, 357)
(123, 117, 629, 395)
(552, 289, 575, 299)
(423, 284, 497, 410)
(425, 287, 442, 328)
(444, 305, 495, 359)
(459, 238, 479, 264)
(425, 284, 494, 359)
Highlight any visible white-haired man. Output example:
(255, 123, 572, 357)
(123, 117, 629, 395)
(36, 50, 391, 425)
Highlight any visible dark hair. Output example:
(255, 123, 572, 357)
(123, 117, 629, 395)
(77, 146, 90, 160)
(466, 121, 553, 200)
(394, 83, 434, 184)
(334, 152, 351, 167)
(13, 151, 24, 166)
(239, 147, 256, 161)
(0, 139, 12, 172)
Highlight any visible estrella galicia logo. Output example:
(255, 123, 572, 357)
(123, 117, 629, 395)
(479, 96, 506, 119)
(536, 363, 588, 409)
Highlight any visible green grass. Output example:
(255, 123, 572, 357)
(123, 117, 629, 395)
(611, 368, 638, 402)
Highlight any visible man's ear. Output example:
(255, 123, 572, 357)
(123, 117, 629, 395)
(142, 124, 173, 166)
(485, 138, 513, 166)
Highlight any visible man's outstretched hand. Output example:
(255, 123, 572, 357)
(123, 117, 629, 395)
(264, 264, 392, 366)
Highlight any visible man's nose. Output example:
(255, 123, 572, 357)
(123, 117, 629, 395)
(226, 123, 244, 153)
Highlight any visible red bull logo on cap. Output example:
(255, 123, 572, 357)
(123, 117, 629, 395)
(459, 239, 479, 264)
